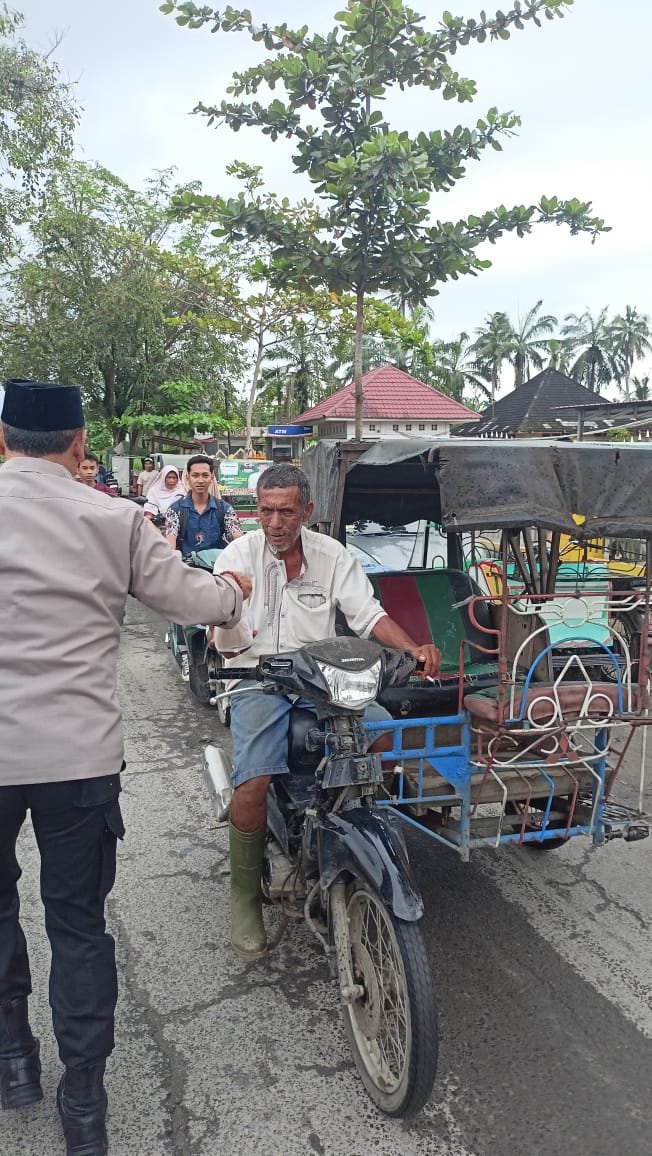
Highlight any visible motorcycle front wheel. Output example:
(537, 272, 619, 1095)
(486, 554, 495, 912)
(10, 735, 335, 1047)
(340, 882, 437, 1118)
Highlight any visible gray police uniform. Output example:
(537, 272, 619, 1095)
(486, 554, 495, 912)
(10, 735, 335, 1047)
(0, 445, 242, 1068)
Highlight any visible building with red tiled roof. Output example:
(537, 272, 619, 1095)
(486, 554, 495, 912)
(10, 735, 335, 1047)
(293, 365, 478, 441)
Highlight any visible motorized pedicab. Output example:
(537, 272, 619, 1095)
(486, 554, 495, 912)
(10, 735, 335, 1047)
(301, 437, 652, 857)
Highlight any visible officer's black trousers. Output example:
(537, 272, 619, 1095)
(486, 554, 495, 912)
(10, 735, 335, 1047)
(0, 774, 124, 1069)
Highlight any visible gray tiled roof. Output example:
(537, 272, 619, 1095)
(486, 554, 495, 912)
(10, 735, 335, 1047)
(457, 369, 609, 437)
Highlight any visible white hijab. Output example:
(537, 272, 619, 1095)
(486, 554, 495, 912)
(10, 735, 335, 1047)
(143, 466, 184, 515)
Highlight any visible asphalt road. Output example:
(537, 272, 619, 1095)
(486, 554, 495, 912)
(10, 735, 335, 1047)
(2, 600, 652, 1156)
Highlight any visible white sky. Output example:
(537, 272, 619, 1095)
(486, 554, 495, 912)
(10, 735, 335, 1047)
(22, 0, 652, 376)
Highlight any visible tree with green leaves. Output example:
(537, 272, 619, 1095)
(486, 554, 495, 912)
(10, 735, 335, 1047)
(469, 311, 513, 403)
(114, 378, 239, 450)
(608, 306, 652, 400)
(431, 332, 489, 404)
(325, 301, 436, 390)
(163, 0, 607, 438)
(0, 4, 77, 258)
(544, 337, 573, 374)
(256, 321, 333, 420)
(630, 375, 650, 401)
(0, 160, 247, 438)
(561, 307, 614, 392)
(507, 299, 558, 386)
(174, 160, 363, 448)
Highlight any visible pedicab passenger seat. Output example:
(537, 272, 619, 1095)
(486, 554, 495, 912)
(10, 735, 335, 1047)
(464, 681, 623, 727)
(368, 569, 499, 715)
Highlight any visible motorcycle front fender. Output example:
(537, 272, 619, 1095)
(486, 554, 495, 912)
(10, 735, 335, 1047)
(317, 807, 423, 922)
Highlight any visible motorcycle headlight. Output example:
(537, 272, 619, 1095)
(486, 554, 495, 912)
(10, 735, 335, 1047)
(315, 657, 382, 708)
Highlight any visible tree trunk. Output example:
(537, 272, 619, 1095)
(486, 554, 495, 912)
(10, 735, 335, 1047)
(101, 360, 117, 421)
(491, 363, 499, 412)
(623, 372, 631, 401)
(285, 373, 294, 418)
(354, 286, 364, 441)
(588, 358, 596, 392)
(246, 323, 265, 454)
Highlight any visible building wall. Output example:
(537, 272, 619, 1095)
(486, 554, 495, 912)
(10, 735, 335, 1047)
(317, 418, 452, 440)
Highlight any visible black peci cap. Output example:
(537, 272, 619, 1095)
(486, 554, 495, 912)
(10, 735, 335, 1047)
(1, 379, 85, 432)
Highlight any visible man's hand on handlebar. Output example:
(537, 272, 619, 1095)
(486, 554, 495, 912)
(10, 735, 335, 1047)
(206, 622, 257, 659)
(409, 643, 441, 678)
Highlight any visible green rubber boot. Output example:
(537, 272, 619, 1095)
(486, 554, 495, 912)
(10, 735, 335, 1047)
(229, 823, 267, 960)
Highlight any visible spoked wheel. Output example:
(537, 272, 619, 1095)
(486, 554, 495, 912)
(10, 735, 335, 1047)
(188, 646, 212, 706)
(340, 882, 437, 1118)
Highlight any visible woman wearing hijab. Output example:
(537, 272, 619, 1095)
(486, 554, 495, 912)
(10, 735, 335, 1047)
(143, 466, 184, 526)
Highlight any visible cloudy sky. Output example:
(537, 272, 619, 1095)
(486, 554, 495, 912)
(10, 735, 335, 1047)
(24, 0, 652, 376)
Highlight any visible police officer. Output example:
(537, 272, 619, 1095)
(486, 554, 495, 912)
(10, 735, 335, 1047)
(0, 380, 251, 1155)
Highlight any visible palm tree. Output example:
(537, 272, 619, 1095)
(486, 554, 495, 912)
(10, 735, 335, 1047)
(631, 375, 650, 401)
(561, 307, 614, 392)
(608, 306, 652, 400)
(469, 311, 513, 405)
(328, 304, 436, 384)
(259, 322, 332, 418)
(327, 331, 399, 382)
(509, 300, 558, 387)
(431, 332, 491, 405)
(545, 338, 573, 374)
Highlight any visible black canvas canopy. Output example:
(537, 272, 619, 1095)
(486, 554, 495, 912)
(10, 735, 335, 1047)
(302, 438, 652, 540)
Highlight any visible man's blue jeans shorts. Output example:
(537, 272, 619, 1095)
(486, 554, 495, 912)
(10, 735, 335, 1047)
(228, 683, 393, 788)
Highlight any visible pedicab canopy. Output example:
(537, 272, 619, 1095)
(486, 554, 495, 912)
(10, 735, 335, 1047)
(302, 439, 652, 541)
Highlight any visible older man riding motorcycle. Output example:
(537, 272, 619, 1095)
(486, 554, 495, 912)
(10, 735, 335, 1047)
(212, 463, 441, 960)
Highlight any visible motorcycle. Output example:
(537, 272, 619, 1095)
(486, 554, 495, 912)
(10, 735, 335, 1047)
(104, 470, 121, 495)
(166, 548, 222, 701)
(203, 636, 438, 1117)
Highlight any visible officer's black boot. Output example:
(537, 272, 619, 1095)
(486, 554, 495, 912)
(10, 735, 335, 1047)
(0, 997, 43, 1110)
(57, 1062, 108, 1156)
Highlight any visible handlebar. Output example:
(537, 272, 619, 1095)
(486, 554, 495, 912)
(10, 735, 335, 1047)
(219, 666, 260, 681)
(221, 655, 295, 682)
(220, 648, 421, 687)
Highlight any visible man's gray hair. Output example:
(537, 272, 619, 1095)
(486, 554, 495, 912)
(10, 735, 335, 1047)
(2, 424, 82, 456)
(257, 463, 311, 506)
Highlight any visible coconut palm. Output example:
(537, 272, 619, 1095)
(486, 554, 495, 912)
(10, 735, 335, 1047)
(631, 375, 650, 401)
(259, 322, 332, 418)
(508, 300, 558, 387)
(469, 311, 513, 404)
(545, 338, 573, 374)
(431, 332, 491, 405)
(561, 307, 614, 392)
(609, 306, 652, 400)
(327, 331, 400, 381)
(328, 304, 436, 384)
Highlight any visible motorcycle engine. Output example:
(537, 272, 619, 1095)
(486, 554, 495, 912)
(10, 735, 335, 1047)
(262, 838, 307, 911)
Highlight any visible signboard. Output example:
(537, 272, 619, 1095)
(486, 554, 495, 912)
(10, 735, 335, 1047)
(217, 459, 272, 491)
(267, 424, 313, 436)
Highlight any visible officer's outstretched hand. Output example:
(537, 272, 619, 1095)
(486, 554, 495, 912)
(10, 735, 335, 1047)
(220, 571, 252, 600)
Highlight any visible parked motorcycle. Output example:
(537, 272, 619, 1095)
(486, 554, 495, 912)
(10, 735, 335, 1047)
(104, 470, 121, 495)
(203, 636, 438, 1117)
